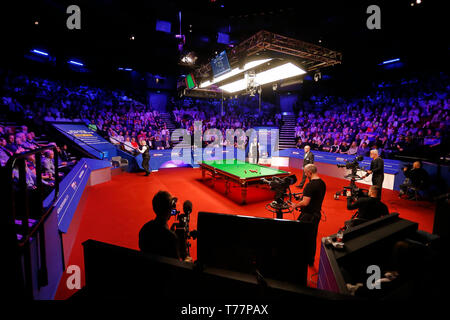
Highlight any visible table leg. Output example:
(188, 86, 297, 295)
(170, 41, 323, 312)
(224, 179, 229, 195)
(241, 183, 247, 204)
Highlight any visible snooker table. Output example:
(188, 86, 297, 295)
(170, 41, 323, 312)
(199, 160, 290, 204)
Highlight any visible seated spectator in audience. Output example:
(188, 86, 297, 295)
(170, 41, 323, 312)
(15, 133, 30, 152)
(23, 132, 39, 149)
(0, 137, 12, 166)
(347, 141, 358, 155)
(109, 131, 120, 145)
(357, 142, 370, 157)
(138, 191, 180, 260)
(163, 136, 171, 149)
(359, 135, 370, 147)
(123, 136, 134, 153)
(13, 154, 54, 190)
(5, 134, 18, 153)
(339, 141, 350, 154)
(58, 144, 74, 164)
(399, 161, 430, 199)
(43, 112, 56, 122)
(330, 139, 340, 153)
(154, 136, 164, 150)
(321, 140, 332, 152)
(131, 137, 138, 149)
(41, 150, 56, 178)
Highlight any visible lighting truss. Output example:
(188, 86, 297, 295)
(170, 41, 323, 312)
(194, 30, 342, 80)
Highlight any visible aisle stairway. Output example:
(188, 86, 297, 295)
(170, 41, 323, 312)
(159, 112, 177, 134)
(279, 114, 297, 150)
(160, 112, 189, 148)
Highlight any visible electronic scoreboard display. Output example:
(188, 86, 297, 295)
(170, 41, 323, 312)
(210, 50, 231, 78)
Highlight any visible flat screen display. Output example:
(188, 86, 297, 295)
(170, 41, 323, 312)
(211, 50, 231, 77)
(185, 73, 197, 89)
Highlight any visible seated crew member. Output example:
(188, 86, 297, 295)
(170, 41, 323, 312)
(399, 161, 429, 199)
(293, 164, 326, 266)
(138, 191, 180, 260)
(345, 186, 389, 228)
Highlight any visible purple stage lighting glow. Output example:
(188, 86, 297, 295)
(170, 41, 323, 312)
(217, 32, 230, 44)
(156, 20, 171, 33)
(159, 160, 191, 169)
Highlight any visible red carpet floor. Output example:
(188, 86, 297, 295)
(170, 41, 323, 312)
(54, 166, 436, 299)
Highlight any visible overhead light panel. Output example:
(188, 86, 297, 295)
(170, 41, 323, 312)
(68, 60, 84, 67)
(379, 58, 400, 65)
(219, 63, 306, 93)
(199, 59, 272, 88)
(31, 49, 49, 56)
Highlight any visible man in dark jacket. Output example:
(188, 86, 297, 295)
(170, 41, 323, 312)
(399, 161, 429, 199)
(364, 149, 384, 199)
(296, 145, 315, 189)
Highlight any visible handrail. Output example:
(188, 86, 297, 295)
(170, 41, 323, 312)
(52, 124, 107, 160)
(5, 145, 61, 297)
(109, 136, 138, 155)
(6, 145, 60, 246)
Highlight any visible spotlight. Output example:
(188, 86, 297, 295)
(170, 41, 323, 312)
(130, 35, 135, 40)
(34, 21, 39, 25)
(180, 52, 198, 65)
(416, 0, 421, 3)
(314, 71, 322, 82)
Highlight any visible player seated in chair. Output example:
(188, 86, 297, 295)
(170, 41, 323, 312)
(345, 186, 389, 228)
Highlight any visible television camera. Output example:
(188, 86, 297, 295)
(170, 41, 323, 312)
(334, 155, 368, 200)
(170, 198, 197, 260)
(261, 175, 302, 219)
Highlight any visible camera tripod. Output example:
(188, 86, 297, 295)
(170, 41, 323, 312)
(333, 172, 368, 200)
(265, 190, 303, 219)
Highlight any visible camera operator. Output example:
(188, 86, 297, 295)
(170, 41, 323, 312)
(293, 164, 326, 266)
(296, 145, 314, 189)
(364, 149, 384, 199)
(399, 161, 429, 199)
(139, 191, 180, 260)
(345, 186, 389, 228)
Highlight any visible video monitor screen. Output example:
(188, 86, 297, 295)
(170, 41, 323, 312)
(185, 73, 197, 89)
(210, 50, 231, 78)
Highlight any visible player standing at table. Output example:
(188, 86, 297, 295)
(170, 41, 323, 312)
(249, 137, 260, 164)
(137, 139, 151, 176)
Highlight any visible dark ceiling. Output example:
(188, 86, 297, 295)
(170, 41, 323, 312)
(2, 0, 448, 77)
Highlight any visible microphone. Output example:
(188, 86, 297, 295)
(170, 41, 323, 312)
(183, 200, 192, 215)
